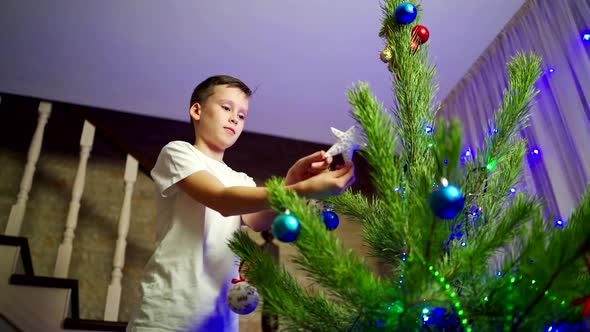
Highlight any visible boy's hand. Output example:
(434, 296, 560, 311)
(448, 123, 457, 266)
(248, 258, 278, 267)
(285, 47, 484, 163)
(291, 162, 355, 200)
(285, 150, 333, 185)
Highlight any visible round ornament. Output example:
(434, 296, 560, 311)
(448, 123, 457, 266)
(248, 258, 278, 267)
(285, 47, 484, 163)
(429, 179, 465, 219)
(322, 210, 340, 231)
(272, 211, 301, 242)
(412, 25, 430, 44)
(228, 281, 259, 315)
(410, 40, 420, 53)
(380, 47, 393, 63)
(394, 2, 418, 25)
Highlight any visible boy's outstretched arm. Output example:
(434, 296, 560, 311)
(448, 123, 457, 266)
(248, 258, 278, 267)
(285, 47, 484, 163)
(241, 150, 334, 231)
(178, 162, 355, 232)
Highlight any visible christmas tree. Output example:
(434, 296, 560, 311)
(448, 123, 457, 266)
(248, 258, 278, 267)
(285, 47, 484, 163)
(229, 1, 590, 330)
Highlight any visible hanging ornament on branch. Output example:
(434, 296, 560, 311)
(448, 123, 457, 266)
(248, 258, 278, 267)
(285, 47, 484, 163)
(412, 25, 430, 44)
(394, 2, 418, 25)
(228, 261, 260, 315)
(321, 202, 340, 231)
(429, 178, 466, 219)
(410, 40, 420, 53)
(380, 47, 394, 63)
(272, 210, 301, 242)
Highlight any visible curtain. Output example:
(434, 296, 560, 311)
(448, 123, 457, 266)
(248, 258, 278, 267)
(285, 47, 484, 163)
(441, 0, 590, 222)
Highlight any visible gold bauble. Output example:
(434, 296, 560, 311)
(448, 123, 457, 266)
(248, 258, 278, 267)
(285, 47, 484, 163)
(380, 48, 393, 63)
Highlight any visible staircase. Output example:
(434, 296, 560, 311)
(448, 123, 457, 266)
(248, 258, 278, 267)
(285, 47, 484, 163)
(0, 95, 162, 332)
(1, 235, 127, 331)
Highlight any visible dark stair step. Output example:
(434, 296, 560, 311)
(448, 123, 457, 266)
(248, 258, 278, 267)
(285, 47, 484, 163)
(10, 274, 80, 319)
(2, 232, 129, 330)
(63, 318, 127, 331)
(0, 235, 34, 275)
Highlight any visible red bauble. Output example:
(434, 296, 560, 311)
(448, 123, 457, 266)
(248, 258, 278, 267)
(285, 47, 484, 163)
(410, 40, 420, 53)
(412, 25, 430, 44)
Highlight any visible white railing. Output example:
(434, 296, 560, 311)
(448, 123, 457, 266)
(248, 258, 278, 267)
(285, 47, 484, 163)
(5, 102, 52, 236)
(54, 120, 95, 278)
(104, 154, 138, 321)
(3, 100, 138, 321)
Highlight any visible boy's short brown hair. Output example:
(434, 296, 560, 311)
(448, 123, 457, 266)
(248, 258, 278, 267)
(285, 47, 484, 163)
(190, 75, 252, 108)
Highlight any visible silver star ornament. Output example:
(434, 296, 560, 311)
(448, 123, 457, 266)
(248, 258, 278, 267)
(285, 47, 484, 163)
(324, 126, 366, 163)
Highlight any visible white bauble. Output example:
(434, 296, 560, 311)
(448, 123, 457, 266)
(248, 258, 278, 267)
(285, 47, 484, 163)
(228, 282, 259, 315)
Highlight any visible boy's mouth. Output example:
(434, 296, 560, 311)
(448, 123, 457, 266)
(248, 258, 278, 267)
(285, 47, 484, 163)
(224, 127, 236, 135)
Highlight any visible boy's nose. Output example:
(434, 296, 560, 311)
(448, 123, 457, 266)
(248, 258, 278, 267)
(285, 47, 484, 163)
(229, 117, 238, 124)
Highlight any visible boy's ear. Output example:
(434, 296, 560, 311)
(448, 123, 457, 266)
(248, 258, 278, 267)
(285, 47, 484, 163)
(189, 103, 202, 122)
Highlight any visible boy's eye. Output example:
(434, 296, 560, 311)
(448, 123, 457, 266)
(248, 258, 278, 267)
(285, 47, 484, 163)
(238, 114, 246, 120)
(222, 106, 230, 111)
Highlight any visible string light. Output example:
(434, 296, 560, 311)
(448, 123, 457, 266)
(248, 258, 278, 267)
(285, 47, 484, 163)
(399, 245, 409, 287)
(582, 31, 590, 41)
(427, 265, 472, 331)
(554, 219, 565, 228)
(486, 160, 497, 171)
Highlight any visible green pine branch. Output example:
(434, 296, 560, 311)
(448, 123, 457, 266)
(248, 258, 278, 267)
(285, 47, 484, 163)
(266, 178, 395, 325)
(327, 192, 405, 267)
(228, 231, 355, 331)
(228, 0, 590, 330)
(510, 187, 590, 330)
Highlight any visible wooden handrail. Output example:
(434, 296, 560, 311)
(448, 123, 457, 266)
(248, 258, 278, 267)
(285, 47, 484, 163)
(0, 92, 154, 178)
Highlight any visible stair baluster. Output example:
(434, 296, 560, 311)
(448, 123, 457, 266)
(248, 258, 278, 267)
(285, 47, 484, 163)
(104, 155, 138, 321)
(5, 101, 52, 236)
(54, 121, 95, 278)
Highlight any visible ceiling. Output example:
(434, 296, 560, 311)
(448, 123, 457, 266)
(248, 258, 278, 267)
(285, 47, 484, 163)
(0, 0, 525, 144)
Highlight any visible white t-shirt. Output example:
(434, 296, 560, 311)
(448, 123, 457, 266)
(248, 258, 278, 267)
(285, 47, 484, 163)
(127, 141, 256, 332)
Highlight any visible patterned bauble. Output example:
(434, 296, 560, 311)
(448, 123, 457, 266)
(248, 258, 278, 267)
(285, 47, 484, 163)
(429, 180, 465, 219)
(322, 210, 340, 231)
(380, 47, 393, 63)
(272, 211, 301, 242)
(228, 281, 259, 315)
(412, 25, 430, 44)
(394, 2, 418, 25)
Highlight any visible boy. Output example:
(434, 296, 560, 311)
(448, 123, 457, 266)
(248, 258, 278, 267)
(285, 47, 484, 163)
(127, 75, 355, 332)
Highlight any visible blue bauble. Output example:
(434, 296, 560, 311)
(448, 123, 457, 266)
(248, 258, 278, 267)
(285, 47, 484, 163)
(429, 185, 465, 219)
(394, 2, 418, 24)
(322, 210, 340, 231)
(546, 321, 587, 332)
(423, 307, 462, 330)
(272, 213, 301, 242)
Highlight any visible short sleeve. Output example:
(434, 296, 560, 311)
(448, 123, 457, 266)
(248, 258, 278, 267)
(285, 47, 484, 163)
(242, 174, 257, 188)
(150, 141, 207, 197)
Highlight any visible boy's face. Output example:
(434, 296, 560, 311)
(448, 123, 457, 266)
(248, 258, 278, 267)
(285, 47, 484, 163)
(191, 84, 249, 151)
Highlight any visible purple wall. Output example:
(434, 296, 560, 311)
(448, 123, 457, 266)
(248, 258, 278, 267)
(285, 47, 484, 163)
(0, 0, 524, 144)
